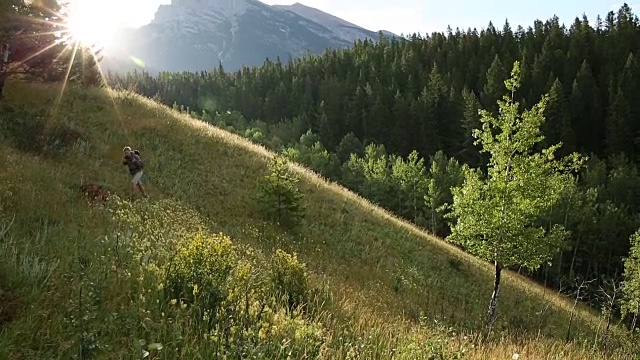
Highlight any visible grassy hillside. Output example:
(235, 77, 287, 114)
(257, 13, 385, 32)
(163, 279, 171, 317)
(0, 80, 636, 359)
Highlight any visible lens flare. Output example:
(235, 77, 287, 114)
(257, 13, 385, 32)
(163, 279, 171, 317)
(65, 0, 119, 47)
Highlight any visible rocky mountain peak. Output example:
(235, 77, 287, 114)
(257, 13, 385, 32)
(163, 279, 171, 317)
(154, 0, 253, 23)
(102, 1, 396, 73)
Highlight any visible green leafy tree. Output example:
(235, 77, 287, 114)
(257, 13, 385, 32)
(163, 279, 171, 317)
(621, 229, 640, 330)
(390, 150, 428, 223)
(283, 139, 341, 180)
(256, 155, 305, 229)
(425, 150, 464, 237)
(340, 153, 365, 192)
(360, 143, 393, 207)
(446, 61, 585, 330)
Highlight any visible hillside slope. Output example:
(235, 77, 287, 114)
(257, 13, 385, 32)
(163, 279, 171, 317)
(0, 80, 635, 359)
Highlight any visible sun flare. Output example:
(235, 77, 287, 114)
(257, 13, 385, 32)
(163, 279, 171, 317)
(65, 0, 122, 47)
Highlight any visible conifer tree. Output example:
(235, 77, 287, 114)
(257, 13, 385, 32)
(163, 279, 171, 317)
(605, 86, 633, 156)
(256, 155, 305, 229)
(544, 78, 575, 155)
(0, 0, 67, 80)
(570, 60, 602, 153)
(618, 53, 640, 156)
(460, 88, 482, 166)
(335, 132, 364, 163)
(481, 54, 508, 112)
(391, 89, 412, 155)
(446, 61, 585, 330)
(420, 64, 449, 156)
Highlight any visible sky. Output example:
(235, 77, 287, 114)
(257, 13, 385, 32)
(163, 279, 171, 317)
(119, 0, 637, 35)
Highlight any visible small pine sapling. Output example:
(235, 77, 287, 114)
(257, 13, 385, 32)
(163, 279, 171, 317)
(256, 155, 305, 229)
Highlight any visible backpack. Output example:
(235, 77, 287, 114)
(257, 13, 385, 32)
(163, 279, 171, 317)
(133, 149, 144, 169)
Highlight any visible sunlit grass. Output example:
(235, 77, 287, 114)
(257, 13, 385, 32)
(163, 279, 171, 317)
(0, 80, 636, 359)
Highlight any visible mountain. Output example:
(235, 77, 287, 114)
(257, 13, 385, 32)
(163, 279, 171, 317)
(273, 2, 396, 44)
(102, 0, 396, 73)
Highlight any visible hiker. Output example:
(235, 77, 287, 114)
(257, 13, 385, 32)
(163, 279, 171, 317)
(122, 146, 148, 198)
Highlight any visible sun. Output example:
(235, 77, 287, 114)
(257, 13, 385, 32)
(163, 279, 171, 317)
(64, 0, 121, 47)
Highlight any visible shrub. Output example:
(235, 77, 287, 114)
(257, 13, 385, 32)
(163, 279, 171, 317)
(270, 249, 310, 310)
(0, 105, 46, 152)
(164, 232, 237, 314)
(103, 194, 326, 357)
(256, 307, 326, 358)
(0, 104, 85, 156)
(40, 123, 85, 157)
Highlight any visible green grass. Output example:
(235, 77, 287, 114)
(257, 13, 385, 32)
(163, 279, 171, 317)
(0, 80, 637, 359)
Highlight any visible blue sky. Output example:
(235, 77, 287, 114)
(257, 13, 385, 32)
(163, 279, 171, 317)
(125, 0, 636, 35)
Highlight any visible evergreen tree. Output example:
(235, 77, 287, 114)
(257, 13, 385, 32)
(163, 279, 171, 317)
(420, 64, 449, 156)
(317, 100, 334, 148)
(446, 61, 585, 330)
(67, 44, 104, 87)
(618, 53, 640, 156)
(390, 89, 412, 155)
(1, 0, 66, 81)
(570, 60, 603, 153)
(460, 88, 482, 166)
(605, 86, 633, 156)
(335, 132, 364, 163)
(256, 155, 305, 229)
(544, 78, 575, 155)
(481, 54, 508, 112)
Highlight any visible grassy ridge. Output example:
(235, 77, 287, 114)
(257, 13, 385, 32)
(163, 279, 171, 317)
(0, 80, 635, 359)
